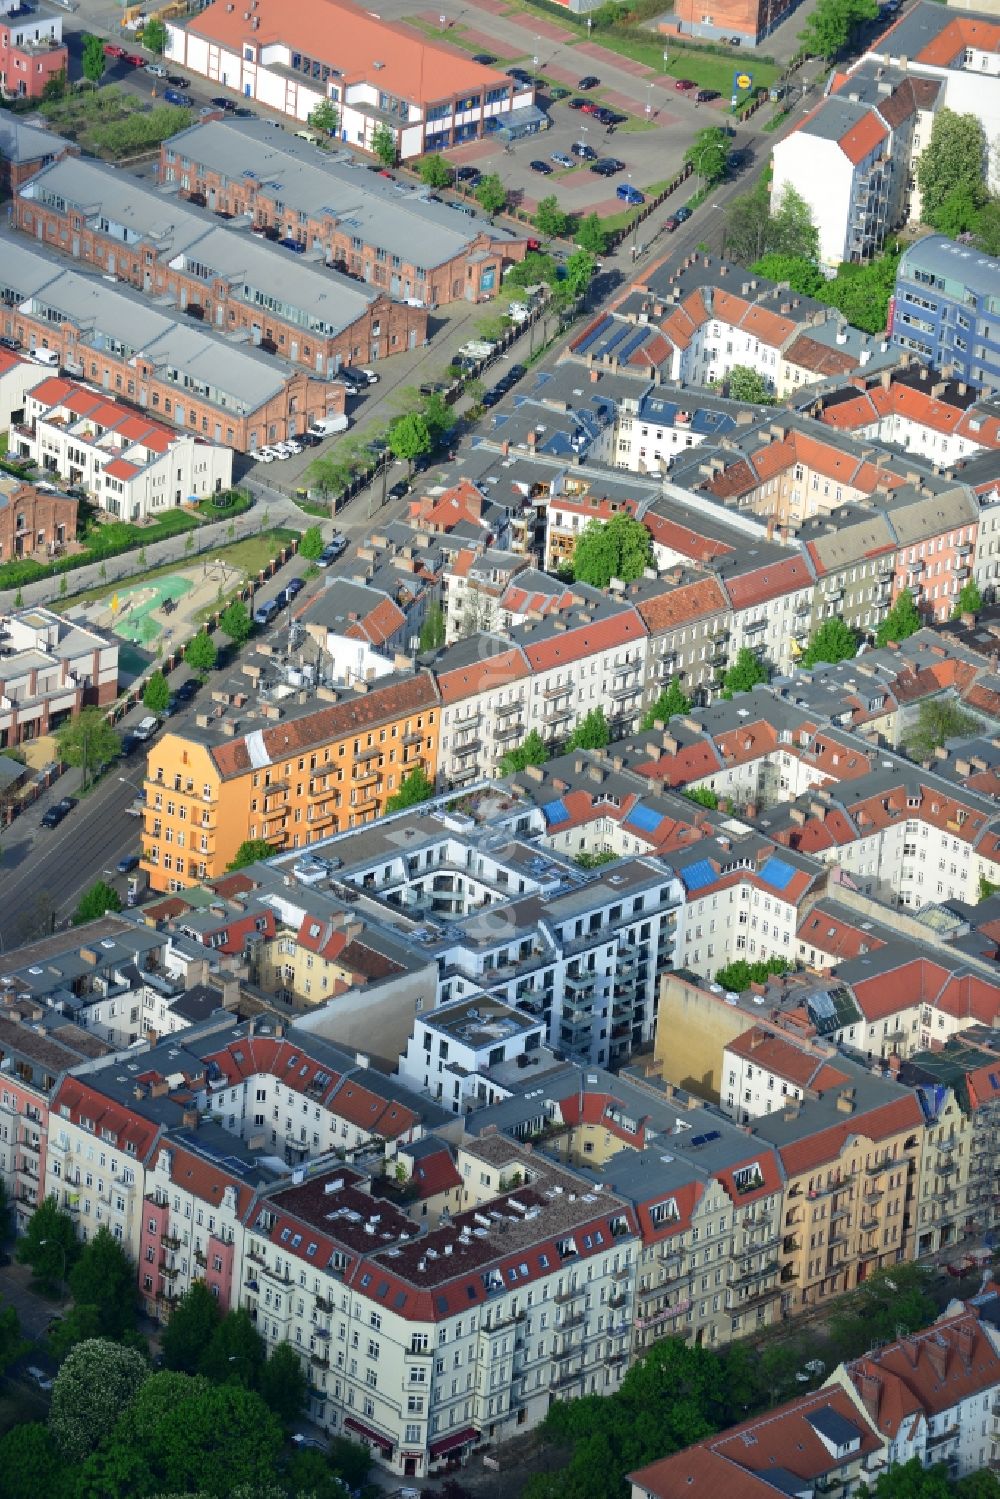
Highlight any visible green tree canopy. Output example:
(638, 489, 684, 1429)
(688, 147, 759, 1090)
(715, 956, 790, 991)
(575, 212, 608, 256)
(67, 1226, 136, 1339)
(143, 671, 171, 714)
(0, 1422, 71, 1499)
(197, 1307, 265, 1388)
(534, 195, 568, 240)
(475, 172, 508, 220)
(50, 1338, 149, 1462)
(572, 511, 652, 589)
(0, 1302, 27, 1377)
(160, 1281, 221, 1375)
(563, 248, 597, 302)
(81, 33, 106, 83)
(48, 1303, 102, 1364)
(418, 154, 453, 187)
(327, 1436, 373, 1490)
(56, 708, 120, 789)
(726, 182, 817, 267)
(389, 411, 432, 473)
(226, 838, 274, 871)
(73, 880, 123, 926)
(565, 707, 610, 751)
(16, 1195, 77, 1292)
(686, 126, 728, 185)
(750, 254, 826, 297)
(798, 0, 877, 59)
(219, 599, 253, 644)
(876, 587, 921, 647)
(142, 16, 168, 52)
(904, 698, 980, 761)
(505, 250, 559, 289)
(308, 98, 339, 134)
(800, 618, 858, 669)
(726, 365, 773, 404)
(500, 728, 549, 775)
(917, 110, 987, 227)
(933, 182, 983, 237)
(419, 600, 445, 652)
(256, 1340, 307, 1423)
(298, 525, 325, 560)
(184, 632, 217, 680)
(385, 765, 435, 813)
(685, 785, 720, 809)
(975, 198, 1000, 256)
(953, 578, 983, 618)
(370, 122, 397, 167)
(641, 677, 692, 730)
(721, 647, 768, 698)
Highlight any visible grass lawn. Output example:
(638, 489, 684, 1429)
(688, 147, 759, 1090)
(595, 33, 777, 95)
(58, 528, 299, 613)
(0, 432, 8, 456)
(616, 115, 659, 132)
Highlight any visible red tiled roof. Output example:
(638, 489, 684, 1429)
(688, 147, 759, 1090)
(839, 110, 887, 165)
(726, 1027, 850, 1094)
(778, 1093, 923, 1178)
(521, 607, 645, 672)
(635, 577, 729, 633)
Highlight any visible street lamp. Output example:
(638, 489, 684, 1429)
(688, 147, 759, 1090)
(40, 1237, 68, 1301)
(646, 82, 653, 118)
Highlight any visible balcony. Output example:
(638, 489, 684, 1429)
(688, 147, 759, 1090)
(495, 720, 525, 741)
(162, 1233, 181, 1250)
(557, 1312, 585, 1331)
(609, 1292, 628, 1310)
(543, 681, 572, 700)
(495, 699, 524, 717)
(554, 1285, 585, 1305)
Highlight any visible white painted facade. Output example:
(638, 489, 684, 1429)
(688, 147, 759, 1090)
(679, 877, 800, 978)
(771, 133, 856, 272)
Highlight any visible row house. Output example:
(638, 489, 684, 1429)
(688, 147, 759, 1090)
(441, 548, 529, 644)
(15, 377, 233, 523)
(721, 1026, 850, 1125)
(633, 576, 731, 708)
(887, 483, 980, 623)
(905, 1051, 999, 1260)
(816, 364, 1000, 468)
(834, 951, 1000, 1065)
(716, 549, 816, 678)
(0, 3, 66, 100)
(797, 505, 898, 643)
(159, 120, 526, 307)
(755, 1086, 925, 1312)
(543, 493, 641, 575)
(141, 670, 441, 892)
(434, 638, 532, 788)
(15, 157, 427, 381)
(0, 234, 344, 453)
(0, 605, 117, 748)
(519, 601, 648, 746)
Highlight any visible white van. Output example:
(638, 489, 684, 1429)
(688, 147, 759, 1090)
(29, 348, 60, 367)
(307, 413, 349, 438)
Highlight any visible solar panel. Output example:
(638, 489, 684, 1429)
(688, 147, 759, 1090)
(575, 315, 614, 356)
(989, 1072, 1000, 1090)
(623, 802, 662, 835)
(758, 855, 796, 892)
(680, 858, 716, 893)
(615, 327, 649, 363)
(542, 797, 569, 826)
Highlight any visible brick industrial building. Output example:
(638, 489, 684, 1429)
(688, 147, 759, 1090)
(0, 476, 76, 565)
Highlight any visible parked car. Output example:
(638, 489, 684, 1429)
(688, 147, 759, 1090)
(696, 88, 719, 102)
(41, 797, 75, 829)
(116, 855, 140, 875)
(549, 86, 571, 100)
(166, 74, 189, 87)
(577, 74, 599, 88)
(455, 166, 481, 185)
(132, 716, 159, 742)
(551, 150, 574, 168)
(388, 479, 411, 501)
(579, 100, 600, 115)
(233, 106, 255, 118)
(317, 536, 348, 566)
(0, 336, 22, 351)
(124, 53, 146, 66)
(590, 158, 623, 175)
(674, 205, 693, 223)
(163, 88, 187, 105)
(617, 183, 644, 204)
(664, 215, 679, 232)
(505, 66, 532, 82)
(253, 599, 281, 627)
(279, 237, 305, 253)
(571, 141, 596, 160)
(568, 96, 591, 110)
(103, 42, 125, 57)
(285, 576, 305, 598)
(145, 62, 168, 77)
(529, 159, 552, 175)
(471, 51, 496, 63)
(210, 95, 237, 110)
(176, 678, 198, 702)
(674, 77, 697, 90)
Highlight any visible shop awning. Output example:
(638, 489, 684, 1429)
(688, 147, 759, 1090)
(429, 1426, 478, 1459)
(344, 1417, 394, 1454)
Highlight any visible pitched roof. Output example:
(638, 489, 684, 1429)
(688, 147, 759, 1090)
(635, 577, 729, 634)
(778, 1092, 923, 1177)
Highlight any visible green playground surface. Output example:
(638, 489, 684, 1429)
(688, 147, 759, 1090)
(109, 575, 194, 644)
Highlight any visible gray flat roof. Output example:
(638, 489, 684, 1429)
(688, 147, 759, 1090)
(165, 119, 521, 269)
(898, 234, 1000, 298)
(0, 115, 68, 164)
(0, 232, 315, 414)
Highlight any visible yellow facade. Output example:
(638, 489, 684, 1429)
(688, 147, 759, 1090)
(653, 972, 756, 1103)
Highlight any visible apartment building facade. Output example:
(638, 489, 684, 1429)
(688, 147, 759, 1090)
(0, 605, 117, 748)
(0, 2, 66, 99)
(892, 235, 1000, 392)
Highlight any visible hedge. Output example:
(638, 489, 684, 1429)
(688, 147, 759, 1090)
(0, 507, 202, 591)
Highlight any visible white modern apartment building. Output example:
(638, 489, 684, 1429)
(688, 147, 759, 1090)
(396, 996, 547, 1115)
(17, 377, 233, 521)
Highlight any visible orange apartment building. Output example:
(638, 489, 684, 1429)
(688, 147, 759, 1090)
(141, 672, 441, 892)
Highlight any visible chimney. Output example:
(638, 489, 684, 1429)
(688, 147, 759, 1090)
(835, 1087, 856, 1114)
(182, 1107, 199, 1130)
(855, 1369, 882, 1422)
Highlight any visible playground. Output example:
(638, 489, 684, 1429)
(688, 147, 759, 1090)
(73, 557, 246, 649)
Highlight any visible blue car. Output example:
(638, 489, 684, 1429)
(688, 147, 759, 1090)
(280, 237, 306, 254)
(616, 183, 645, 205)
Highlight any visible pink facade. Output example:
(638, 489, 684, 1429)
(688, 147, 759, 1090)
(0, 1076, 49, 1231)
(892, 519, 978, 623)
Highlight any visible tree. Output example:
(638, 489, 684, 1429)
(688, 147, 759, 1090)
(219, 599, 253, 644)
(48, 1303, 102, 1364)
(572, 511, 652, 589)
(685, 785, 720, 809)
(419, 600, 445, 652)
(904, 698, 980, 761)
(565, 707, 610, 751)
(952, 578, 983, 618)
(563, 248, 596, 302)
(934, 182, 983, 237)
(50, 1338, 149, 1462)
(41, 68, 67, 103)
(722, 647, 768, 698)
(0, 1423, 71, 1499)
(475, 172, 508, 221)
(184, 632, 217, 680)
(327, 1436, 372, 1491)
(142, 16, 168, 52)
(575, 212, 608, 255)
(800, 618, 858, 668)
(505, 250, 558, 288)
(798, 0, 877, 59)
(385, 765, 435, 813)
(55, 707, 120, 790)
(160, 1282, 221, 1375)
(715, 956, 790, 991)
(298, 524, 325, 561)
(641, 678, 692, 729)
(80, 1371, 283, 1499)
(876, 587, 922, 647)
(499, 728, 549, 775)
(770, 184, 819, 261)
(389, 411, 431, 473)
(198, 1307, 265, 1388)
(974, 198, 1000, 256)
(143, 671, 171, 714)
(534, 195, 568, 240)
(0, 1303, 27, 1378)
(72, 880, 123, 926)
(869, 1460, 957, 1499)
(16, 1196, 77, 1293)
(81, 33, 106, 83)
(370, 123, 397, 168)
(67, 1227, 136, 1340)
(751, 254, 826, 298)
(418, 154, 453, 188)
(726, 365, 773, 404)
(256, 1341, 307, 1423)
(724, 182, 772, 264)
(917, 110, 986, 227)
(686, 126, 728, 186)
(226, 838, 273, 871)
(309, 98, 339, 134)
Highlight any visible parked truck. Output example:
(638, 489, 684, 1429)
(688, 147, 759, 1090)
(307, 414, 349, 438)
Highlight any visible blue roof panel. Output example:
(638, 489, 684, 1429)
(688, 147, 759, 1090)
(680, 858, 716, 894)
(759, 856, 797, 893)
(623, 802, 663, 835)
(542, 797, 569, 826)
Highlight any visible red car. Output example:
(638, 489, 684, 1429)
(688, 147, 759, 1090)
(674, 78, 697, 90)
(103, 42, 125, 57)
(664, 215, 679, 232)
(125, 53, 146, 66)
(580, 100, 600, 114)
